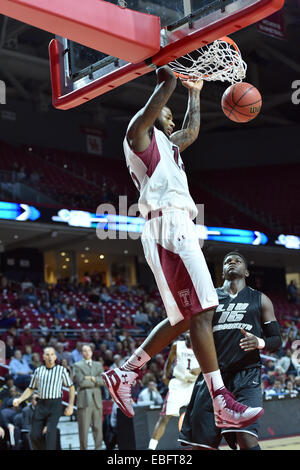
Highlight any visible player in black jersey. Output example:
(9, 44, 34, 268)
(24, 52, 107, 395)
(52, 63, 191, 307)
(178, 251, 282, 450)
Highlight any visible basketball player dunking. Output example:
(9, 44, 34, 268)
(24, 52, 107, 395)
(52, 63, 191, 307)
(148, 332, 200, 450)
(179, 252, 282, 450)
(102, 65, 263, 429)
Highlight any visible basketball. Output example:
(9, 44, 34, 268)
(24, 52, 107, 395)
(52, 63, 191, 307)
(221, 82, 262, 123)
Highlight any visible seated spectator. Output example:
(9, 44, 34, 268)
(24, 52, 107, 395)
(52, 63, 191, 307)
(137, 381, 164, 406)
(19, 325, 34, 350)
(98, 343, 108, 361)
(133, 310, 151, 331)
(122, 315, 134, 330)
(0, 310, 17, 329)
(1, 326, 19, 347)
(23, 287, 38, 306)
(32, 337, 47, 356)
(120, 340, 131, 358)
(62, 302, 76, 320)
(70, 342, 83, 364)
(102, 350, 114, 369)
(56, 332, 72, 351)
(264, 378, 286, 399)
(295, 376, 300, 392)
(55, 343, 71, 365)
(53, 306, 65, 320)
(100, 288, 117, 304)
(5, 336, 16, 360)
(286, 321, 298, 341)
(16, 393, 39, 450)
(51, 318, 63, 334)
(76, 302, 93, 323)
(117, 329, 134, 343)
(48, 337, 58, 351)
(9, 350, 32, 390)
(123, 294, 138, 308)
(38, 318, 50, 337)
(284, 379, 298, 398)
(0, 385, 23, 449)
(0, 375, 15, 402)
(103, 332, 116, 352)
(22, 345, 33, 367)
(148, 311, 163, 327)
(0, 385, 20, 411)
(112, 317, 122, 330)
(90, 331, 102, 351)
(38, 300, 51, 314)
(78, 330, 91, 344)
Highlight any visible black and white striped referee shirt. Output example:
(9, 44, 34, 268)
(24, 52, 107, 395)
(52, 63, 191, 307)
(29, 365, 73, 399)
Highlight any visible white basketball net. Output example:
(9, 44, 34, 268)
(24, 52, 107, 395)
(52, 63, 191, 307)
(169, 38, 247, 84)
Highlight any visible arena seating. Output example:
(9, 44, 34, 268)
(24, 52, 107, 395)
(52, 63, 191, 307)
(0, 140, 299, 234)
(192, 164, 300, 235)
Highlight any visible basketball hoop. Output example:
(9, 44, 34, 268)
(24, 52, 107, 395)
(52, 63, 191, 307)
(168, 36, 247, 84)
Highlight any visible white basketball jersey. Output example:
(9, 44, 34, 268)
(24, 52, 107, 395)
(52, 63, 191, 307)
(173, 340, 199, 382)
(123, 127, 198, 219)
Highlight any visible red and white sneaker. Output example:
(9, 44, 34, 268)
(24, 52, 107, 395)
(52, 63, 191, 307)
(102, 368, 138, 418)
(213, 387, 264, 428)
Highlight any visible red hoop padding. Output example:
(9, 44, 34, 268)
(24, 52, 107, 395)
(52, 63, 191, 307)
(0, 0, 161, 63)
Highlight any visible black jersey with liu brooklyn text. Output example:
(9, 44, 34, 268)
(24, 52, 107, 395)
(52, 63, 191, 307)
(213, 286, 263, 373)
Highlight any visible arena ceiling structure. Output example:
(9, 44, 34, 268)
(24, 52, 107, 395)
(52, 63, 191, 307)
(0, 0, 299, 132)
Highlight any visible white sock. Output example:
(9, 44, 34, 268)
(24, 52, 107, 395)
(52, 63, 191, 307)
(148, 438, 158, 450)
(121, 347, 151, 372)
(203, 370, 224, 398)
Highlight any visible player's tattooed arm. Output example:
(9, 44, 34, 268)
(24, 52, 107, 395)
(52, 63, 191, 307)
(126, 66, 177, 152)
(170, 80, 203, 152)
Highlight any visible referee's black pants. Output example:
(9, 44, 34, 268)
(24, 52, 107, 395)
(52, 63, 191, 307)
(30, 399, 62, 450)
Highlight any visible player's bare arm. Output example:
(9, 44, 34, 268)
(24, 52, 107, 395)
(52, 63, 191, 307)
(126, 65, 177, 152)
(170, 80, 204, 152)
(162, 342, 177, 386)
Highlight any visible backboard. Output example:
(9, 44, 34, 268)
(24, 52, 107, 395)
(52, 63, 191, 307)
(49, 0, 284, 110)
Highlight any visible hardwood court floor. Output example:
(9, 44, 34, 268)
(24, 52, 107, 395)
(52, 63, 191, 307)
(220, 435, 300, 450)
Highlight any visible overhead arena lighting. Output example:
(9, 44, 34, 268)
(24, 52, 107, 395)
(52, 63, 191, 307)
(2, 200, 300, 250)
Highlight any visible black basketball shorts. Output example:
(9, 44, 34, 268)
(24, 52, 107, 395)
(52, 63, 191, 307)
(178, 366, 263, 450)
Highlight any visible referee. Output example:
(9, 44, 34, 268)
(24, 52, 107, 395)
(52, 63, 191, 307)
(13, 346, 75, 450)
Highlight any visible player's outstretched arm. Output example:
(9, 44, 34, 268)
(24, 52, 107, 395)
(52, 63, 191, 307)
(126, 66, 177, 152)
(170, 80, 203, 152)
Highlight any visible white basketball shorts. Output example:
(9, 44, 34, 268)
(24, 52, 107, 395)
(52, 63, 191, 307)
(161, 377, 196, 417)
(141, 209, 219, 326)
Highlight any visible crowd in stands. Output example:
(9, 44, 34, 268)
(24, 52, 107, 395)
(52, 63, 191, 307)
(0, 141, 138, 213)
(0, 271, 299, 449)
